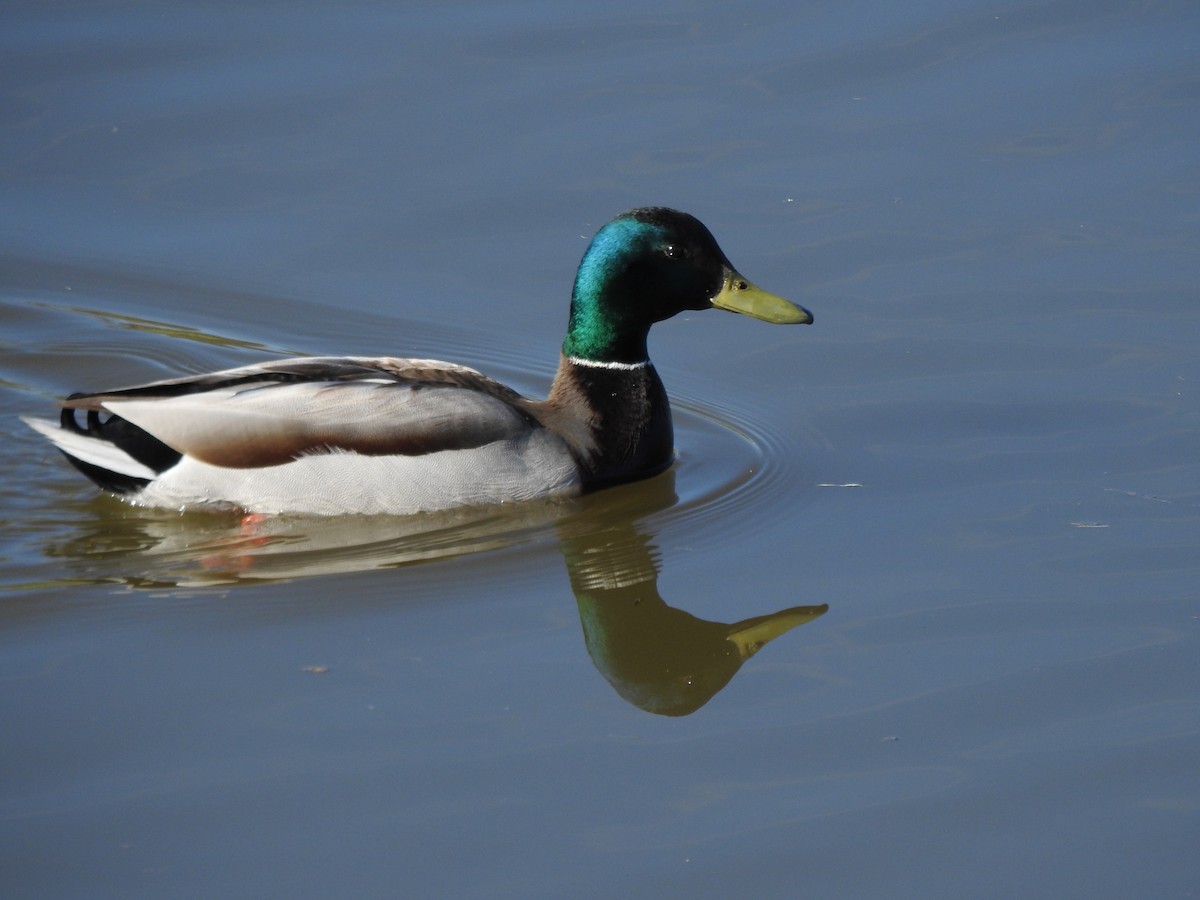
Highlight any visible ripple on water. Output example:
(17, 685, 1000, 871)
(666, 392, 817, 546)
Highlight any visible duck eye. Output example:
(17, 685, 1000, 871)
(661, 244, 679, 259)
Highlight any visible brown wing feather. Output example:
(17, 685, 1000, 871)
(71, 357, 542, 468)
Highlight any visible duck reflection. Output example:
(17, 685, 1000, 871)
(562, 522, 825, 716)
(41, 473, 825, 715)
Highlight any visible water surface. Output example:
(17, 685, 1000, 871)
(2, 1, 1198, 897)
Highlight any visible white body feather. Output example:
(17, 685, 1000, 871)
(135, 432, 581, 515)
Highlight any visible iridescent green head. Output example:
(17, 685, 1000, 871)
(562, 207, 812, 365)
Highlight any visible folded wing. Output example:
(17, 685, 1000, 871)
(62, 357, 540, 469)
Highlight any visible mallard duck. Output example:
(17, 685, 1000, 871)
(23, 207, 812, 515)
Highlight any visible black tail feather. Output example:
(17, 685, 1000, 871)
(58, 404, 183, 491)
(58, 452, 152, 496)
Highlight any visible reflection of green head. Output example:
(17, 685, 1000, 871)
(564, 525, 826, 716)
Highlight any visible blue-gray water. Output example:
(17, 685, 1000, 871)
(2, 2, 1198, 897)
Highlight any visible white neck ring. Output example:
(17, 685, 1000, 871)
(567, 356, 649, 371)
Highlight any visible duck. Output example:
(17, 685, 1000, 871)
(22, 207, 812, 515)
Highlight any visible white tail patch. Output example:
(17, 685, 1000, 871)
(21, 416, 158, 480)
